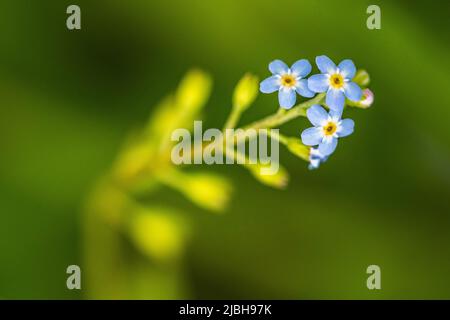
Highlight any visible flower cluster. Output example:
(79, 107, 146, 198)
(260, 55, 373, 169)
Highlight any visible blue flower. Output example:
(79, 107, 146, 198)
(260, 59, 315, 109)
(308, 55, 362, 113)
(301, 104, 354, 156)
(308, 147, 328, 170)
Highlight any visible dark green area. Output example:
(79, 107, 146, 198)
(0, 0, 449, 299)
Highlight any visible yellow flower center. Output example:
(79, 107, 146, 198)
(323, 121, 337, 136)
(280, 74, 297, 88)
(329, 73, 344, 89)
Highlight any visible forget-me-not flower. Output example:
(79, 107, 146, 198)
(308, 55, 362, 112)
(308, 148, 328, 170)
(260, 59, 315, 109)
(301, 104, 354, 156)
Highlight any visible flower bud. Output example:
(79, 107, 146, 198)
(353, 69, 370, 87)
(129, 208, 189, 262)
(286, 137, 310, 161)
(248, 163, 289, 189)
(232, 73, 259, 111)
(184, 173, 232, 212)
(175, 69, 212, 115)
(347, 88, 374, 109)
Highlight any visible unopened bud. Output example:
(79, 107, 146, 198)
(232, 73, 259, 111)
(353, 69, 370, 87)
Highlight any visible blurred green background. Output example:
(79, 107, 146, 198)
(1, 0, 450, 299)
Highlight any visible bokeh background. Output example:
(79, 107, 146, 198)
(1, 0, 450, 299)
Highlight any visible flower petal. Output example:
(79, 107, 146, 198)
(295, 79, 315, 98)
(338, 59, 356, 79)
(308, 148, 328, 170)
(343, 82, 362, 101)
(329, 107, 343, 120)
(337, 119, 354, 137)
(278, 88, 296, 109)
(301, 127, 323, 146)
(326, 88, 345, 112)
(260, 75, 280, 93)
(308, 74, 329, 93)
(319, 137, 338, 156)
(269, 60, 289, 75)
(306, 104, 328, 126)
(316, 55, 336, 74)
(308, 159, 321, 170)
(291, 59, 312, 78)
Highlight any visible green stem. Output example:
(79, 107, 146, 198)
(243, 93, 325, 130)
(189, 93, 324, 167)
(223, 106, 243, 130)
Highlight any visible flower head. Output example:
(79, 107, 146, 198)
(260, 59, 315, 109)
(308, 55, 362, 113)
(308, 147, 328, 170)
(301, 104, 354, 156)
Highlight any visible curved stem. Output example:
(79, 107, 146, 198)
(223, 106, 243, 130)
(243, 93, 325, 130)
